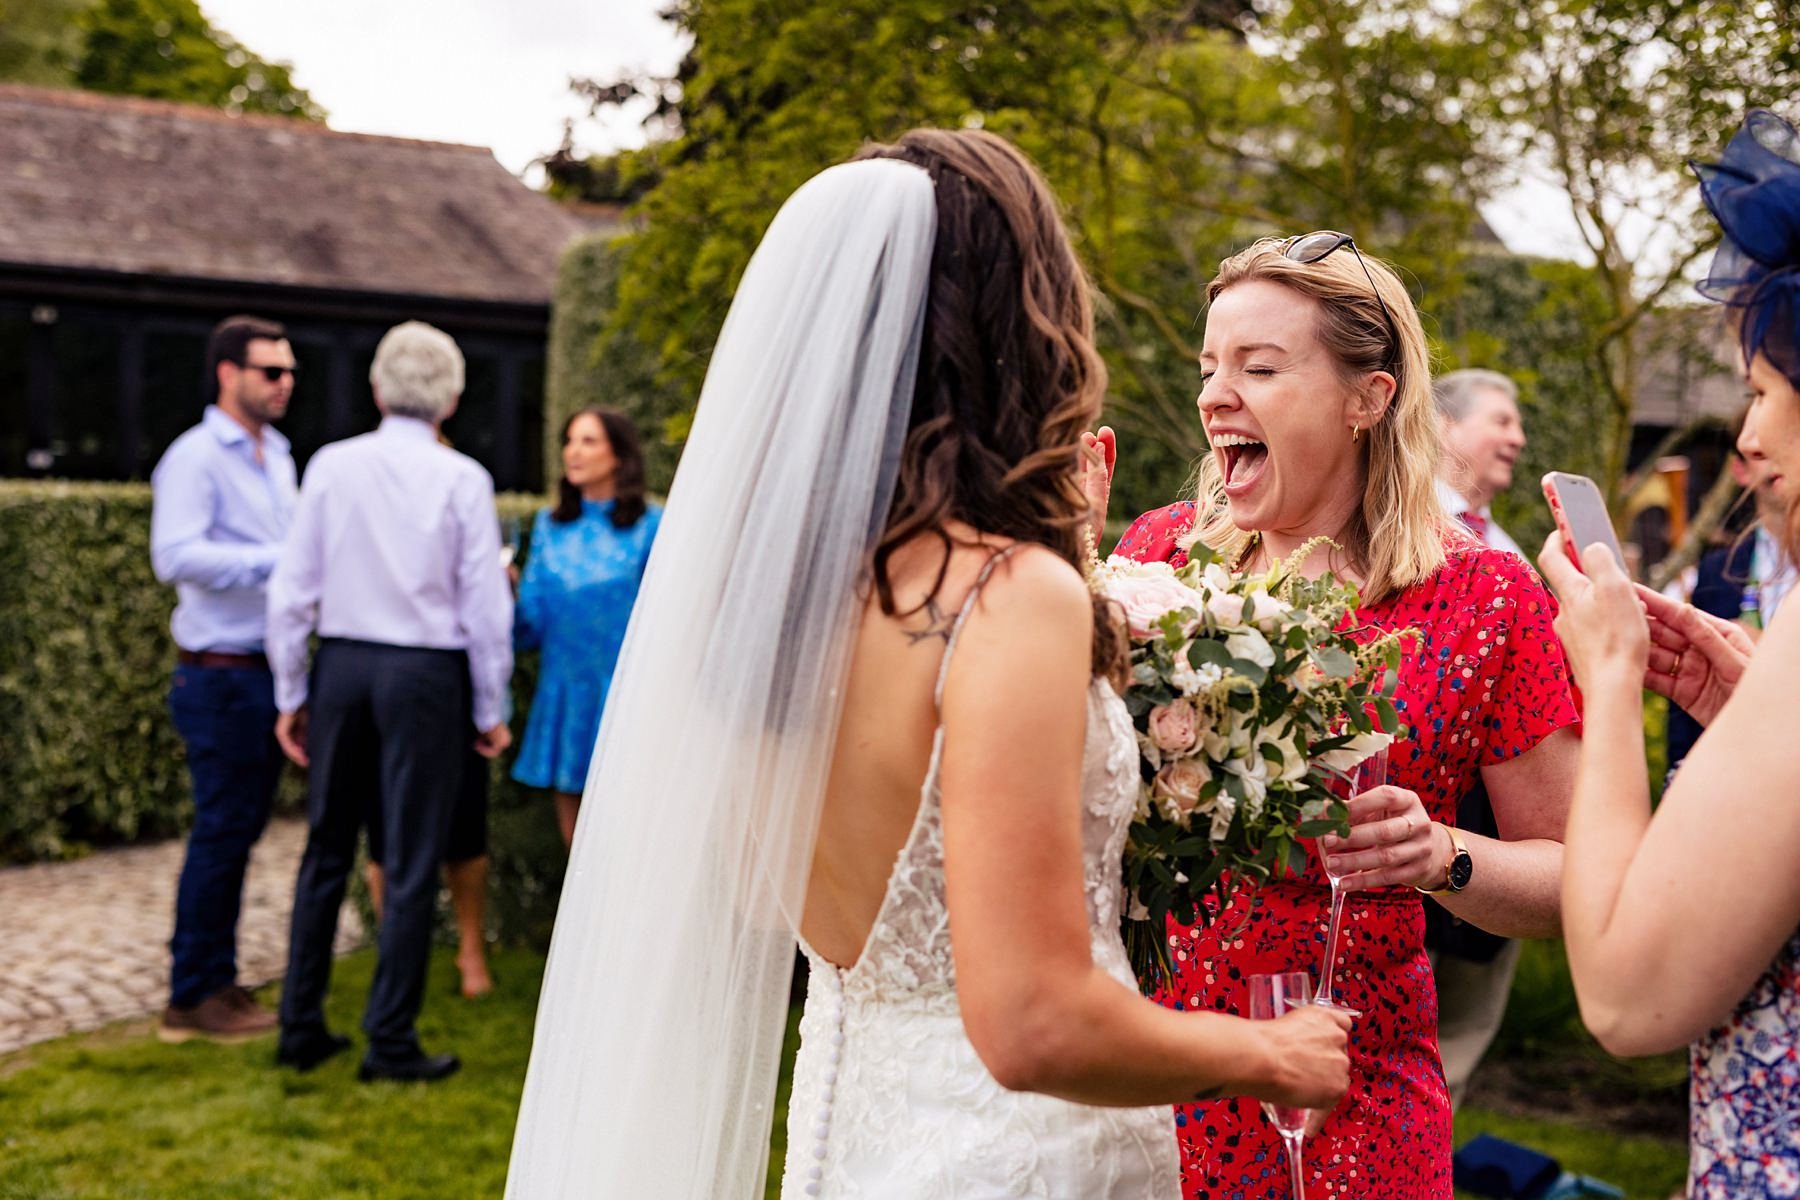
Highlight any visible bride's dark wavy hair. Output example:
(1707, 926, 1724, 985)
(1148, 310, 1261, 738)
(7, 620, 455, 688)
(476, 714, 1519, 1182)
(854, 129, 1123, 677)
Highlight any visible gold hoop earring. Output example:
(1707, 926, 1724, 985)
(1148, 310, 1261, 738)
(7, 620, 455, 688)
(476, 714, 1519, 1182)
(1352, 425, 1362, 444)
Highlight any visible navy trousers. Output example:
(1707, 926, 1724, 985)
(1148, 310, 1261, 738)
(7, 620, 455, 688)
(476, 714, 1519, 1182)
(167, 662, 284, 1009)
(278, 639, 467, 1058)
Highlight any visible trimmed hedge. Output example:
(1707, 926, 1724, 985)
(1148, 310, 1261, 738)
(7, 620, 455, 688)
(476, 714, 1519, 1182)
(0, 481, 204, 860)
(0, 481, 567, 946)
(547, 232, 688, 493)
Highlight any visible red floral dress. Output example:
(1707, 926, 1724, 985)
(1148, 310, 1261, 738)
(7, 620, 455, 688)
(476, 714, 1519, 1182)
(1114, 502, 1580, 1200)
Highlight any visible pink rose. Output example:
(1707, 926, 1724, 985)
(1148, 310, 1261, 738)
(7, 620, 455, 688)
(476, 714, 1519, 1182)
(1152, 758, 1210, 813)
(1105, 575, 1208, 639)
(1147, 700, 1199, 754)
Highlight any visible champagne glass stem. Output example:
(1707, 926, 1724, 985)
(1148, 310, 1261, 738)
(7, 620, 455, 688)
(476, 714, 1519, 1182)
(1317, 880, 1347, 1007)
(1283, 1130, 1306, 1200)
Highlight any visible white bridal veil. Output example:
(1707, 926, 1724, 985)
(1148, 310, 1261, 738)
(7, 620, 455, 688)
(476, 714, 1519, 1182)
(505, 158, 937, 1198)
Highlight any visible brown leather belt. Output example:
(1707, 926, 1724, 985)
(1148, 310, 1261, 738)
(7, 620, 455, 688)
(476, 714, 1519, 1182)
(177, 649, 269, 671)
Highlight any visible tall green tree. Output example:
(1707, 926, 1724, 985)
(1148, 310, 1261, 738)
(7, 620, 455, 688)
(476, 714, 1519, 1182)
(1466, 0, 1800, 513)
(74, 0, 322, 118)
(567, 0, 1506, 517)
(0, 0, 322, 121)
(0, 0, 86, 86)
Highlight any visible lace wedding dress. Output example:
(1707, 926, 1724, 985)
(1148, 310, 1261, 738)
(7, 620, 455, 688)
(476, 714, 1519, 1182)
(780, 567, 1182, 1199)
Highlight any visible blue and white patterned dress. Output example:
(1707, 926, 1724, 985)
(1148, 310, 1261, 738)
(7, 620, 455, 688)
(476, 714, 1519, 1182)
(511, 499, 661, 794)
(1690, 930, 1800, 1198)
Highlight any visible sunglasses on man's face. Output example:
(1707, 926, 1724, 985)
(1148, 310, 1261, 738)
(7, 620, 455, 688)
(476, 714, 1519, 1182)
(241, 364, 296, 383)
(1280, 231, 1401, 370)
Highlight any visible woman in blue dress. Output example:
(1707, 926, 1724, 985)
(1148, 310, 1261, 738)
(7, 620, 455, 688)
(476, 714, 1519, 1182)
(513, 408, 661, 844)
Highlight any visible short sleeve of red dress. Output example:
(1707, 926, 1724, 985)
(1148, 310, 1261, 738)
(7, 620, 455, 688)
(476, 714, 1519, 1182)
(1112, 502, 1197, 568)
(1471, 549, 1582, 763)
(1372, 545, 1580, 784)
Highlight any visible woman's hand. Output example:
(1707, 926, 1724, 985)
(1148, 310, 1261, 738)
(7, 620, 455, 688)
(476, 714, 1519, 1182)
(1319, 785, 1444, 890)
(1079, 426, 1116, 550)
(1535, 531, 1649, 691)
(1246, 1004, 1352, 1114)
(1636, 583, 1755, 726)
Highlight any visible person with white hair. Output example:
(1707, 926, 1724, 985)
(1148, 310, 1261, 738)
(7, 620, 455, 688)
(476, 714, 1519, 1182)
(266, 320, 514, 1083)
(1433, 368, 1528, 558)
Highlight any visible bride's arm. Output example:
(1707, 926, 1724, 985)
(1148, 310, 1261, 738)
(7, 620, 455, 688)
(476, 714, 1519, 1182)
(938, 547, 1351, 1109)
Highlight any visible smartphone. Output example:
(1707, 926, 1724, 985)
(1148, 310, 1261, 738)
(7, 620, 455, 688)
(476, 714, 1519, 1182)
(1542, 472, 1626, 573)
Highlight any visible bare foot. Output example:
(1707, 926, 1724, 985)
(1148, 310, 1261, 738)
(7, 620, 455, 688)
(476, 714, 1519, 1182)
(457, 953, 494, 999)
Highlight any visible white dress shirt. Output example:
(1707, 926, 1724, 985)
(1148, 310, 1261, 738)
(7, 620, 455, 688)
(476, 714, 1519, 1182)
(1435, 478, 1525, 558)
(266, 416, 514, 730)
(150, 405, 297, 653)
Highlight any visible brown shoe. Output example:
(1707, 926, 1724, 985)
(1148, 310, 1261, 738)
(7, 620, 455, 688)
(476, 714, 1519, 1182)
(158, 987, 278, 1044)
(219, 984, 268, 1014)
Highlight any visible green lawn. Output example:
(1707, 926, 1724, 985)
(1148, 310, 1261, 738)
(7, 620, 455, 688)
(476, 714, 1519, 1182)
(0, 946, 1685, 1199)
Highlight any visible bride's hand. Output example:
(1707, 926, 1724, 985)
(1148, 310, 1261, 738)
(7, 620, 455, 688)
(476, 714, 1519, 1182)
(1079, 426, 1115, 549)
(1250, 1004, 1352, 1113)
(1318, 785, 1443, 891)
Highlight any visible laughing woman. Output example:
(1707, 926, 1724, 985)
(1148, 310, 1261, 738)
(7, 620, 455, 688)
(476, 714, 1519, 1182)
(1107, 236, 1581, 1199)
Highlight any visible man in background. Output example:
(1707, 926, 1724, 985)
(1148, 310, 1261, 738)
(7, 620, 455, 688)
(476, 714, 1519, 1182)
(1434, 368, 1528, 558)
(150, 314, 297, 1043)
(1428, 367, 1530, 1106)
(268, 321, 512, 1082)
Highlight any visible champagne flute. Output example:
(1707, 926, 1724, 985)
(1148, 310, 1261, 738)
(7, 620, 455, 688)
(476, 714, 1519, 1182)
(1315, 747, 1387, 1012)
(1248, 971, 1314, 1200)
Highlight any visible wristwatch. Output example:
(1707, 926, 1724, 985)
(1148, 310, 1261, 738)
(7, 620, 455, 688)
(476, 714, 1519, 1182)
(1415, 824, 1472, 895)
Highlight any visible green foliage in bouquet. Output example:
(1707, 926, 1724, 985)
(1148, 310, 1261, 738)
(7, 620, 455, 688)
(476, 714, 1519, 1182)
(1098, 538, 1408, 992)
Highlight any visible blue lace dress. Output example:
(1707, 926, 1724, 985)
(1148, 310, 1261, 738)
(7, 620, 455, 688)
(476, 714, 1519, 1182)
(511, 500, 661, 794)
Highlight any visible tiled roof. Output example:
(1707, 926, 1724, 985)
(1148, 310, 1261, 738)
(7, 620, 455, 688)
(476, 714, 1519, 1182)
(0, 84, 592, 306)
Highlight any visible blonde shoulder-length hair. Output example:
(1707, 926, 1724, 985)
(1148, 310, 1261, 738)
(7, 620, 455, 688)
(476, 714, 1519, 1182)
(1181, 237, 1450, 606)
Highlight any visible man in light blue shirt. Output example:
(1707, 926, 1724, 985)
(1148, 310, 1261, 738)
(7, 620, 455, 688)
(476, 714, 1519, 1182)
(149, 314, 297, 1045)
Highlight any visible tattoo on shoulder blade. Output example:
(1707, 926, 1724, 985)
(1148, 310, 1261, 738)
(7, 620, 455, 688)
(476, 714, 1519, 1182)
(902, 596, 955, 647)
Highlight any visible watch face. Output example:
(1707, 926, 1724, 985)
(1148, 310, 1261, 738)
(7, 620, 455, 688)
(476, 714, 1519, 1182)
(1447, 850, 1474, 892)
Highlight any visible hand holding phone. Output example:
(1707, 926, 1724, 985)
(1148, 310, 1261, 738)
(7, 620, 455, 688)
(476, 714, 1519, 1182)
(1542, 472, 1626, 574)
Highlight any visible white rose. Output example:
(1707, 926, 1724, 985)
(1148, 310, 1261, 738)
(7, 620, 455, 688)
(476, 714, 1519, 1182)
(1224, 629, 1276, 669)
(1223, 753, 1269, 808)
(1245, 588, 1289, 631)
(1256, 717, 1312, 784)
(1205, 588, 1248, 628)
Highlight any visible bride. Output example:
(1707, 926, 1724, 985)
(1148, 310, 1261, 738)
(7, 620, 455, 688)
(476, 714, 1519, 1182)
(504, 128, 1351, 1199)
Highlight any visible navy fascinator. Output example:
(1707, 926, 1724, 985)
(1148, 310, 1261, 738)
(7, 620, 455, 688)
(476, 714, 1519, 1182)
(1693, 109, 1800, 388)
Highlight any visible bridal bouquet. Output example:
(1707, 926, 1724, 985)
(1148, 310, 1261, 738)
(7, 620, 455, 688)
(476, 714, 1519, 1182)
(1092, 539, 1406, 992)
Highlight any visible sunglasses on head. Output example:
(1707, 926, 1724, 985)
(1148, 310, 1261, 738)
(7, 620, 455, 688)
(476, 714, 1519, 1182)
(1280, 231, 1401, 371)
(241, 364, 296, 382)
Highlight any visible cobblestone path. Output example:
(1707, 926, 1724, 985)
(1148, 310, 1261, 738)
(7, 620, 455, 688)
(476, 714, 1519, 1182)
(0, 817, 362, 1055)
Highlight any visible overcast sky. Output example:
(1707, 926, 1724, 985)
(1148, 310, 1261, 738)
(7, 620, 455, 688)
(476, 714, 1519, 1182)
(198, 0, 1596, 263)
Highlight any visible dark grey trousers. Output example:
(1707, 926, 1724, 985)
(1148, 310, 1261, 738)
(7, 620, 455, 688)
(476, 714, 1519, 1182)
(277, 638, 469, 1058)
